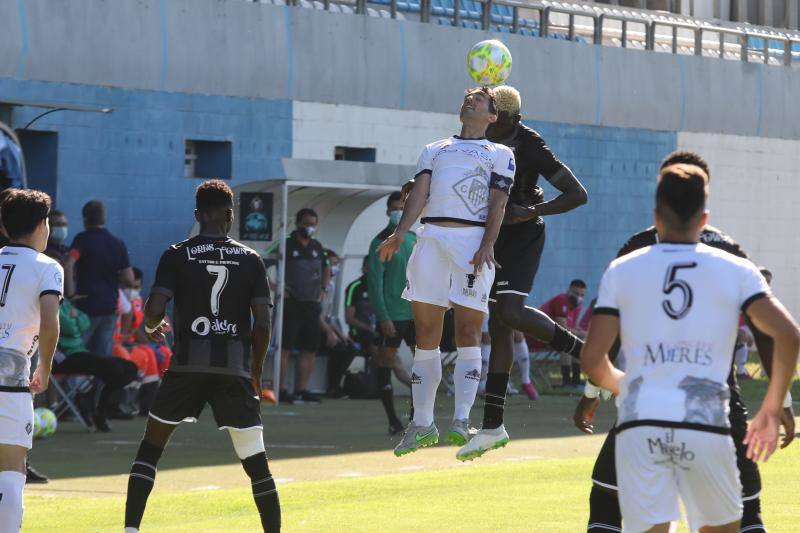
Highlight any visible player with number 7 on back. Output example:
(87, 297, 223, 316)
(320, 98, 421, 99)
(124, 180, 281, 532)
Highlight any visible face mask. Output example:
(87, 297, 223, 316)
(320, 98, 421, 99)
(50, 226, 68, 243)
(125, 288, 141, 301)
(568, 294, 583, 307)
(388, 211, 402, 226)
(330, 265, 340, 277)
(299, 226, 316, 238)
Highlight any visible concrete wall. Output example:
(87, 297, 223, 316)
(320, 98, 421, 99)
(679, 131, 800, 316)
(3, 0, 800, 140)
(0, 78, 291, 281)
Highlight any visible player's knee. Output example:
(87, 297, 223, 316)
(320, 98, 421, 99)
(454, 321, 481, 347)
(228, 427, 266, 461)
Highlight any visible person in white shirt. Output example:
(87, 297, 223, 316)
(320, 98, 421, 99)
(0, 189, 62, 532)
(379, 87, 515, 456)
(582, 164, 800, 533)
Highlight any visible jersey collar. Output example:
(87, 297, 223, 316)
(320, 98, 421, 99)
(453, 135, 486, 141)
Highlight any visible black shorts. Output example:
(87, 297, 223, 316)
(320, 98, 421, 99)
(490, 218, 546, 301)
(282, 298, 321, 352)
(149, 371, 261, 430)
(591, 417, 761, 499)
(376, 320, 416, 349)
(352, 330, 378, 351)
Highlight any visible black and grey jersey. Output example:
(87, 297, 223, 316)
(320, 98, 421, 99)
(502, 124, 566, 209)
(151, 235, 272, 378)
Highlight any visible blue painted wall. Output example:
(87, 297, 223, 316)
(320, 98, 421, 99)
(523, 120, 677, 306)
(1, 79, 292, 285)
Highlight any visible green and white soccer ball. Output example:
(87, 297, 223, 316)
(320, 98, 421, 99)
(466, 40, 512, 86)
(34, 407, 57, 438)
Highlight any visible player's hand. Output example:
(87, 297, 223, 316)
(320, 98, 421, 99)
(470, 243, 500, 275)
(325, 331, 339, 348)
(744, 408, 780, 462)
(378, 232, 405, 262)
(145, 320, 168, 342)
(30, 366, 51, 395)
(503, 203, 536, 224)
(380, 320, 397, 338)
(779, 406, 795, 449)
(573, 395, 600, 434)
(401, 180, 415, 201)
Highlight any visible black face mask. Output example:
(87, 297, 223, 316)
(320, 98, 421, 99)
(568, 294, 580, 307)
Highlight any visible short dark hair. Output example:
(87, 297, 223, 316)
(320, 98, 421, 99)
(2, 189, 52, 239)
(133, 267, 143, 281)
(295, 208, 318, 225)
(656, 164, 708, 232)
(387, 191, 403, 209)
(659, 151, 711, 181)
(195, 179, 233, 212)
(466, 87, 497, 115)
(82, 200, 106, 226)
(569, 279, 587, 289)
(49, 209, 65, 219)
(324, 248, 339, 260)
(759, 267, 772, 279)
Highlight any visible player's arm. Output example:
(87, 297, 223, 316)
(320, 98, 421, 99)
(744, 295, 800, 460)
(580, 314, 624, 396)
(530, 166, 588, 218)
(144, 248, 178, 342)
(250, 301, 271, 393)
(379, 173, 430, 262)
(31, 294, 60, 394)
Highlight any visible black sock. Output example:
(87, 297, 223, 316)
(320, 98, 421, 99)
(587, 485, 622, 531)
(571, 363, 582, 385)
(561, 366, 571, 387)
(125, 441, 164, 528)
(241, 452, 281, 533)
(741, 497, 765, 531)
(482, 372, 509, 429)
(551, 324, 584, 359)
(376, 367, 401, 426)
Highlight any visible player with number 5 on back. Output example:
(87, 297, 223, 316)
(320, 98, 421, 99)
(124, 180, 281, 532)
(582, 164, 800, 533)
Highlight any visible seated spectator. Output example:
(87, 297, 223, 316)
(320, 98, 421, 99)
(54, 295, 138, 432)
(320, 250, 356, 398)
(535, 279, 586, 388)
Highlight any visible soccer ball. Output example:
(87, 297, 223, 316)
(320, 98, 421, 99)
(466, 40, 512, 86)
(34, 407, 58, 438)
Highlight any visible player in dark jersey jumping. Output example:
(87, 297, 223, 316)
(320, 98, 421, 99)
(575, 151, 795, 533)
(455, 85, 588, 460)
(124, 180, 280, 533)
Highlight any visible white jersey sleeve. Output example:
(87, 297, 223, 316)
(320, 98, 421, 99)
(489, 145, 515, 194)
(38, 260, 64, 298)
(414, 144, 434, 178)
(739, 262, 770, 312)
(594, 261, 620, 316)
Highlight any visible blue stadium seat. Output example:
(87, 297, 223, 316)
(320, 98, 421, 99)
(460, 0, 482, 20)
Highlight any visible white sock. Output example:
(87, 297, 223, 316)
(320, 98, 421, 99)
(0, 471, 25, 532)
(411, 348, 442, 427)
(514, 340, 531, 385)
(454, 346, 482, 421)
(479, 342, 491, 389)
(125, 528, 139, 533)
(734, 343, 749, 374)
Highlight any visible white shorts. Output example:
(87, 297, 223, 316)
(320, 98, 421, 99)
(402, 224, 494, 314)
(0, 391, 34, 449)
(616, 426, 742, 533)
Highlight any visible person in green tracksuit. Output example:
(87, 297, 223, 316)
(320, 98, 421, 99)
(367, 191, 416, 434)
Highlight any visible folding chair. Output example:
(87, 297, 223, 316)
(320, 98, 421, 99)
(529, 350, 561, 393)
(50, 373, 95, 432)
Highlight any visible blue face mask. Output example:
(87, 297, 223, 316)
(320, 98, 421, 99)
(388, 211, 402, 226)
(50, 226, 68, 244)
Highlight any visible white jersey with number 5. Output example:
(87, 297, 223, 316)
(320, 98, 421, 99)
(0, 244, 64, 388)
(594, 242, 769, 431)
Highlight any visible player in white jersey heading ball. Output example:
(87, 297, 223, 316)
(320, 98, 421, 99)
(582, 164, 800, 533)
(0, 189, 63, 532)
(379, 87, 515, 455)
